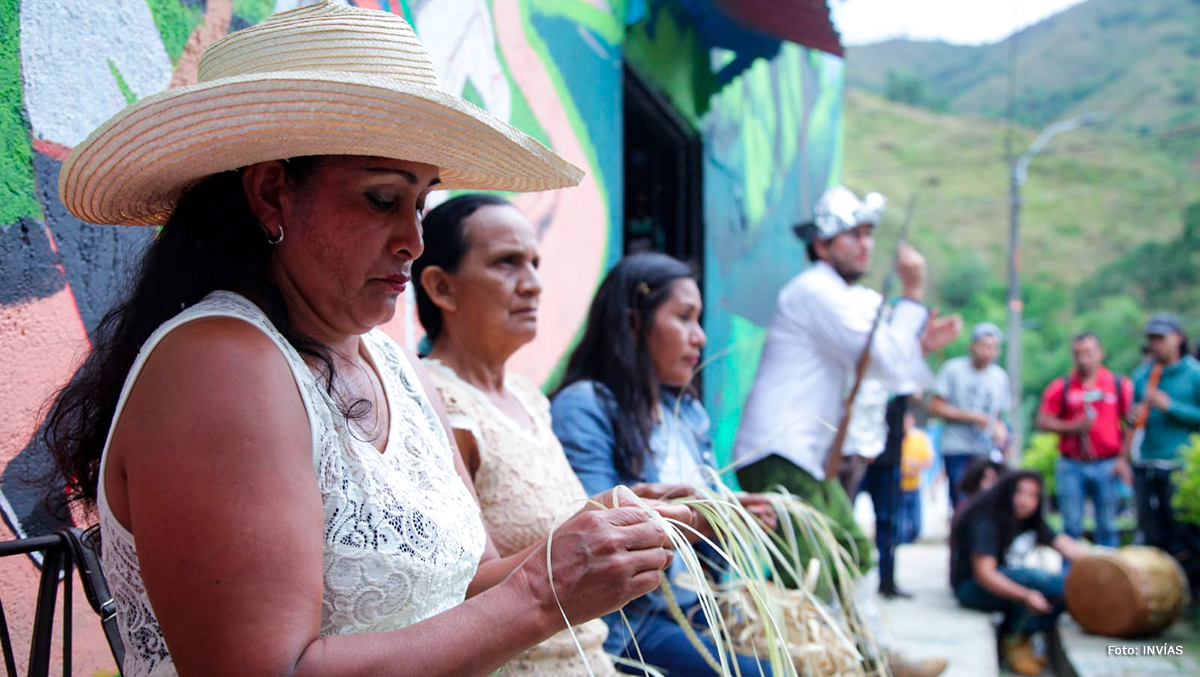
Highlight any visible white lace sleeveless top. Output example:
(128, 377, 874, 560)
(425, 360, 615, 677)
(97, 292, 486, 677)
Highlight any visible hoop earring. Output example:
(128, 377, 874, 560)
(266, 224, 285, 245)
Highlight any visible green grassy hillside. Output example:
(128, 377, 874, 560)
(844, 88, 1195, 288)
(846, 0, 1200, 166)
(842, 86, 1199, 420)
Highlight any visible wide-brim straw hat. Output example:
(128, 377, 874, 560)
(58, 1, 583, 226)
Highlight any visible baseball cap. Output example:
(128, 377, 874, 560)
(971, 322, 1003, 343)
(1144, 313, 1184, 337)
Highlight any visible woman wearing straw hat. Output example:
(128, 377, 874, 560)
(41, 4, 684, 676)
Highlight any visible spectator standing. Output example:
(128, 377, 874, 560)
(1036, 333, 1132, 547)
(931, 322, 1011, 508)
(735, 185, 960, 576)
(863, 394, 917, 597)
(1119, 314, 1200, 559)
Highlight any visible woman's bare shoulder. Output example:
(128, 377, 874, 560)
(115, 315, 310, 464)
(150, 315, 297, 391)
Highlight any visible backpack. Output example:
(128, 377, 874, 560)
(1059, 372, 1128, 434)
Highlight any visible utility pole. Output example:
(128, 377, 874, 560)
(1006, 112, 1106, 457)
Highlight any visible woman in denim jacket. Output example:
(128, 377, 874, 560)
(551, 252, 776, 676)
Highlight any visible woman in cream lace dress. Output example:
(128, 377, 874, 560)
(415, 194, 621, 676)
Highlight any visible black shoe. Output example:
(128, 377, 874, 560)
(879, 583, 913, 599)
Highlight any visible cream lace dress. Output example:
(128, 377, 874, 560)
(97, 292, 487, 677)
(425, 360, 617, 677)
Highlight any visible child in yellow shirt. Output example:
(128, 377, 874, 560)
(900, 412, 934, 543)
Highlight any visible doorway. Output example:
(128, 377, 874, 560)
(622, 65, 703, 277)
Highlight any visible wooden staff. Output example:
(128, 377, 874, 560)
(823, 194, 920, 481)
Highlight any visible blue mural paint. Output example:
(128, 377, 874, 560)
(529, 11, 624, 268)
(0, 420, 72, 542)
(0, 217, 67, 307)
(700, 48, 844, 472)
(33, 153, 156, 334)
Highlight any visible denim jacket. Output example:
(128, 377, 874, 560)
(550, 380, 717, 652)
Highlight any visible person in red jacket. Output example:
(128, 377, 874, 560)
(1036, 332, 1132, 547)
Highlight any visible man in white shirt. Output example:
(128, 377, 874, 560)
(735, 185, 959, 677)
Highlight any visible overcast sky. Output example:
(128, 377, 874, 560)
(830, 0, 1089, 46)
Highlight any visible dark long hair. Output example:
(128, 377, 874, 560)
(951, 469, 1048, 560)
(42, 157, 361, 510)
(957, 457, 1008, 500)
(412, 193, 511, 346)
(554, 252, 695, 478)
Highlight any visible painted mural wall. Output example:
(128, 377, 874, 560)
(702, 49, 845, 472)
(0, 0, 842, 669)
(0, 0, 621, 672)
(625, 0, 845, 472)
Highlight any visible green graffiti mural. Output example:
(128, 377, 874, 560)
(145, 0, 204, 62)
(702, 48, 844, 475)
(234, 0, 277, 25)
(624, 3, 715, 125)
(0, 0, 39, 224)
(625, 1, 844, 474)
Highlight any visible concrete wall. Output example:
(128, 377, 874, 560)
(1, 0, 623, 672)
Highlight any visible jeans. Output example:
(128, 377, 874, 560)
(1056, 457, 1120, 547)
(861, 462, 901, 588)
(1134, 466, 1180, 552)
(898, 490, 921, 544)
(954, 567, 1065, 636)
(944, 453, 979, 509)
(1133, 467, 1200, 595)
(611, 610, 775, 675)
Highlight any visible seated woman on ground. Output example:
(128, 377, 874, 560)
(549, 252, 779, 676)
(414, 193, 632, 676)
(41, 6, 684, 676)
(954, 458, 1042, 566)
(950, 470, 1092, 676)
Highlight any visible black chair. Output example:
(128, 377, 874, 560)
(0, 527, 123, 676)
